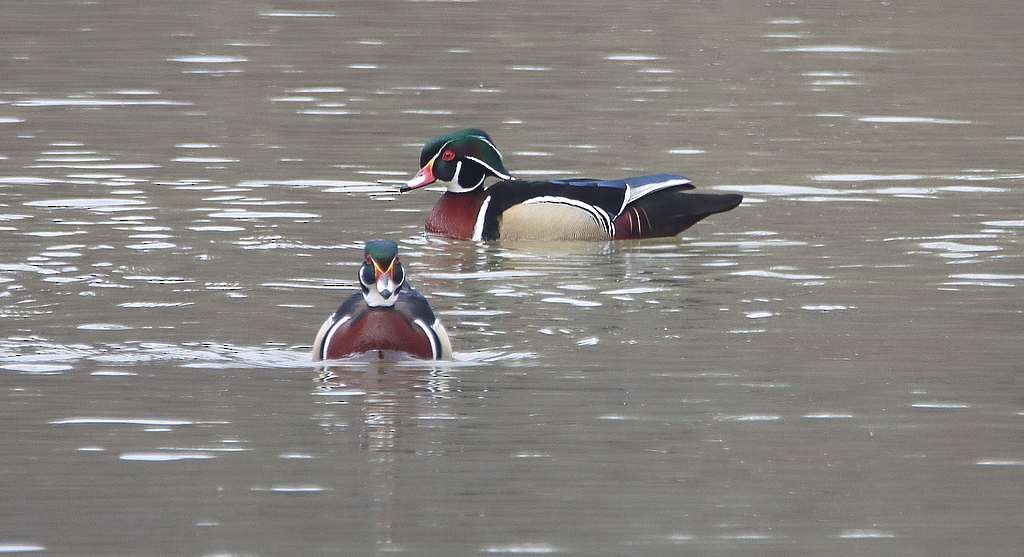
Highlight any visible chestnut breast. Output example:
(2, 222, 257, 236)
(425, 191, 486, 240)
(325, 309, 433, 359)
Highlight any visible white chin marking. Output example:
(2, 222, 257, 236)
(451, 160, 462, 186)
(443, 179, 477, 193)
(363, 289, 398, 307)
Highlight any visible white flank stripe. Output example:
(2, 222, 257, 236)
(321, 315, 351, 359)
(472, 196, 492, 241)
(522, 196, 614, 236)
(598, 206, 614, 236)
(431, 319, 452, 359)
(413, 318, 438, 359)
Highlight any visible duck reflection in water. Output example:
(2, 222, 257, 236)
(314, 363, 455, 452)
(312, 362, 456, 549)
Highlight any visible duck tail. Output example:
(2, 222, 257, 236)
(613, 187, 742, 239)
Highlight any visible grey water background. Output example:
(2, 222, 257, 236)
(2, 0, 1023, 555)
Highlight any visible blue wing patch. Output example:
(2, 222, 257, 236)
(548, 173, 691, 191)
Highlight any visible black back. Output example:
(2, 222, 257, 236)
(627, 188, 744, 237)
(332, 284, 439, 326)
(478, 179, 628, 240)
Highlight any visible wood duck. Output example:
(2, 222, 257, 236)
(312, 240, 452, 361)
(401, 128, 743, 241)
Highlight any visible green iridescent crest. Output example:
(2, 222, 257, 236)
(419, 128, 511, 179)
(363, 239, 398, 265)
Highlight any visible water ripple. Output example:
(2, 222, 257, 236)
(732, 270, 828, 280)
(859, 116, 970, 124)
(120, 452, 215, 461)
(259, 11, 337, 17)
(50, 417, 193, 426)
(482, 543, 559, 554)
(252, 485, 328, 493)
(0, 544, 46, 553)
(837, 529, 895, 539)
(975, 459, 1024, 467)
(24, 198, 147, 209)
(769, 45, 894, 53)
(15, 98, 191, 107)
(421, 270, 545, 280)
(168, 55, 248, 64)
(208, 210, 319, 219)
(540, 297, 602, 307)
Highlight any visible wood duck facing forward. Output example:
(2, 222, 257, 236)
(312, 240, 452, 361)
(401, 128, 743, 241)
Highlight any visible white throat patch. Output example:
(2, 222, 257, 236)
(363, 288, 398, 307)
(442, 167, 486, 194)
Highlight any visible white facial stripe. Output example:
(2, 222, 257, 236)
(470, 135, 504, 159)
(321, 315, 352, 360)
(429, 139, 454, 163)
(433, 144, 479, 192)
(472, 195, 492, 241)
(521, 196, 615, 236)
(465, 156, 511, 180)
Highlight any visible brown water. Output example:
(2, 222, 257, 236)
(2, 1, 1023, 555)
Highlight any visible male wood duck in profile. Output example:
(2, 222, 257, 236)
(312, 240, 452, 361)
(401, 128, 743, 241)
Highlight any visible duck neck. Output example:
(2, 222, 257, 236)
(426, 187, 488, 240)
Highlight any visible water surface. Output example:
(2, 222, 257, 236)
(2, 1, 1023, 555)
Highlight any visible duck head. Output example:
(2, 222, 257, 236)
(359, 239, 406, 307)
(401, 128, 513, 193)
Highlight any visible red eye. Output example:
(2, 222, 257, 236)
(441, 149, 456, 162)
